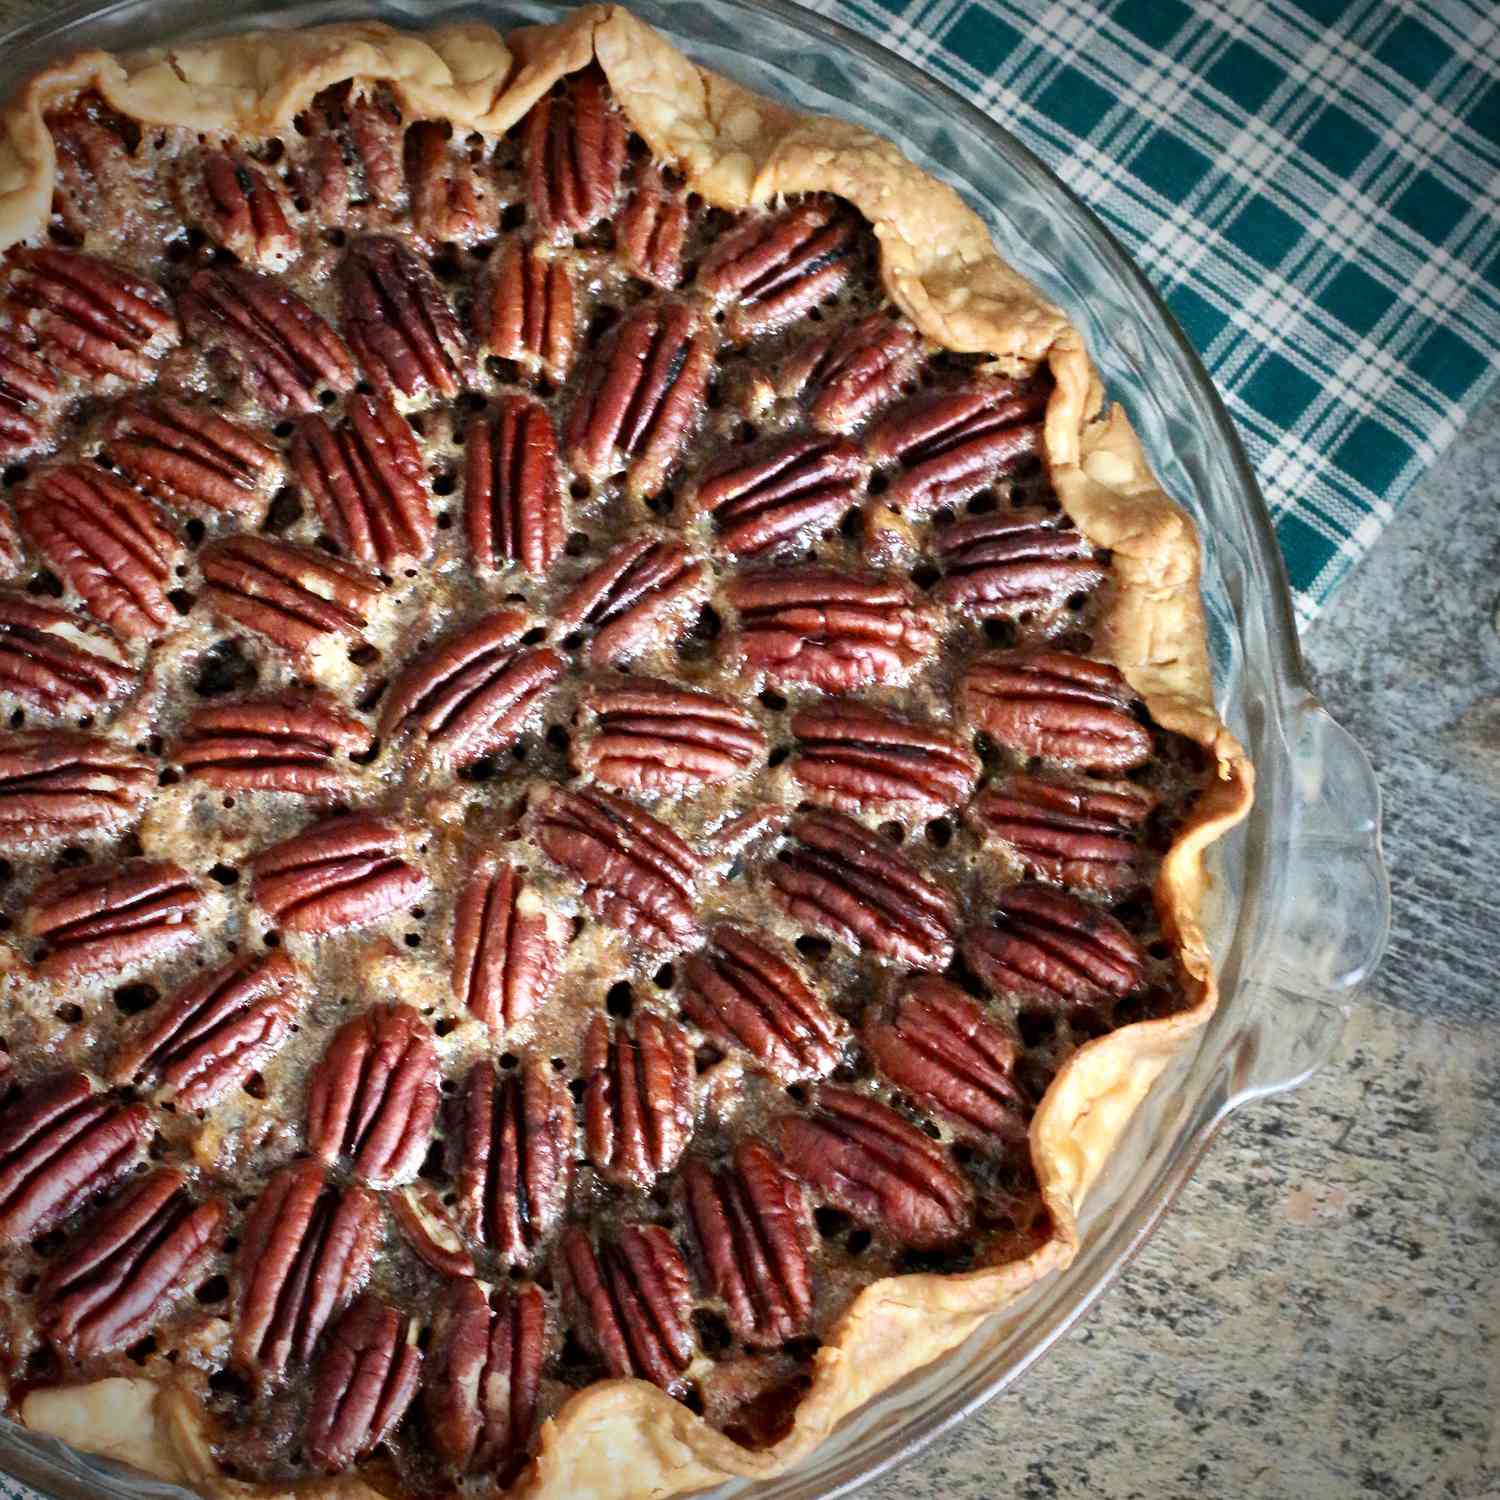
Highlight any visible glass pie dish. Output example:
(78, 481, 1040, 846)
(0, 0, 1390, 1497)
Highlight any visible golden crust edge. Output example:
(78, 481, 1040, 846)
(0, 5, 1068, 361)
(8, 7, 1253, 1500)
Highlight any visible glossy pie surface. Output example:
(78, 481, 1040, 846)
(0, 13, 1252, 1499)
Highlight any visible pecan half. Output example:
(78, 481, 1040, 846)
(582, 1012, 695, 1189)
(27, 859, 201, 979)
(967, 773, 1154, 895)
(725, 566, 939, 693)
(457, 1057, 574, 1268)
(112, 950, 303, 1112)
(290, 395, 435, 568)
(0, 336, 60, 462)
(679, 925, 847, 1082)
(293, 128, 354, 226)
(47, 105, 175, 247)
(294, 90, 406, 222)
(932, 508, 1104, 616)
(306, 1004, 439, 1188)
(406, 120, 498, 247)
(40, 1168, 226, 1359)
(349, 94, 406, 210)
(379, 610, 563, 770)
(2, 248, 178, 385)
(862, 977, 1025, 1139)
(451, 860, 567, 1034)
(559, 1223, 693, 1394)
(306, 1295, 422, 1472)
(530, 784, 702, 953)
(555, 538, 709, 666)
(963, 884, 1145, 1013)
(620, 164, 688, 288)
(866, 380, 1049, 516)
(15, 465, 183, 640)
(683, 1142, 813, 1346)
(174, 694, 372, 798)
(779, 313, 923, 432)
(175, 149, 300, 272)
(960, 651, 1153, 773)
(777, 1087, 971, 1248)
(0, 732, 153, 851)
(180, 265, 355, 415)
(340, 236, 470, 399)
(234, 1160, 382, 1382)
(103, 398, 282, 520)
(0, 1072, 148, 1245)
(694, 434, 866, 559)
(479, 242, 576, 381)
(425, 1278, 545, 1476)
(251, 813, 429, 935)
(388, 1183, 474, 1279)
(199, 534, 384, 657)
(0, 592, 136, 717)
(789, 702, 979, 817)
(565, 300, 714, 497)
(464, 396, 564, 577)
(523, 68, 627, 237)
(696, 200, 861, 340)
(571, 678, 765, 795)
(765, 808, 957, 970)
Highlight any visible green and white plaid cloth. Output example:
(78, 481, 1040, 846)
(805, 0, 1500, 622)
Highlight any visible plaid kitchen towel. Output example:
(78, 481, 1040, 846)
(805, 0, 1500, 623)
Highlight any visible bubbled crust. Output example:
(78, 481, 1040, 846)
(1, 10, 1253, 1500)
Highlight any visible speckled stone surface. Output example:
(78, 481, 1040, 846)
(0, 3, 1494, 1498)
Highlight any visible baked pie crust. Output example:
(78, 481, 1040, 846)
(0, 8, 1253, 1499)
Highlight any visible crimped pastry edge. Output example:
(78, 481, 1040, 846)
(1, 7, 1255, 1499)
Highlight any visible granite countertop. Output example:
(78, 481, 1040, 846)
(0, 2, 1494, 1497)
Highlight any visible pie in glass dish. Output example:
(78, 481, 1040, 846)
(0, 7, 1252, 1498)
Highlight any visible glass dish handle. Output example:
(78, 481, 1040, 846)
(1227, 696, 1389, 1104)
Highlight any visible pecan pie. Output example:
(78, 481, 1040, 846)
(0, 8, 1253, 1499)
